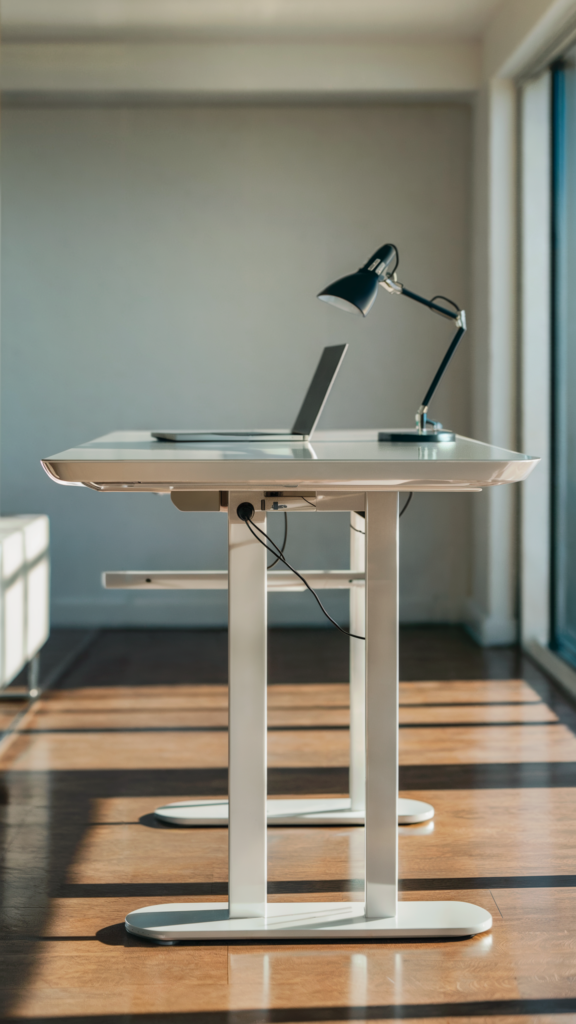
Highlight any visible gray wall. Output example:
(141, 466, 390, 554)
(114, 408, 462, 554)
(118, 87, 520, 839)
(1, 102, 473, 627)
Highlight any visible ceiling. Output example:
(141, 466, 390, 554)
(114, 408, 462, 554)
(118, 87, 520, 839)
(2, 0, 505, 41)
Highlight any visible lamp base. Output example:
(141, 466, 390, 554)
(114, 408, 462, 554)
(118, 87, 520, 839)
(378, 429, 456, 443)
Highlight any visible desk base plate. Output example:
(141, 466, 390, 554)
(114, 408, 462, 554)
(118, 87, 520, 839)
(154, 797, 434, 827)
(125, 900, 491, 942)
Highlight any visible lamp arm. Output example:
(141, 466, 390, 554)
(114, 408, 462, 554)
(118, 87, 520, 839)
(399, 286, 460, 321)
(380, 275, 467, 433)
(381, 278, 462, 322)
(416, 323, 466, 432)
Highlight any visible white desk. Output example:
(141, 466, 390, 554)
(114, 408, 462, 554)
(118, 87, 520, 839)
(42, 429, 537, 941)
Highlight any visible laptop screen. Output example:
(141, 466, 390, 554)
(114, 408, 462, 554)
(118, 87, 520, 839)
(291, 344, 348, 437)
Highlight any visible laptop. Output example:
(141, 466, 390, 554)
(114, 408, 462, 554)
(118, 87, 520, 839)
(152, 344, 348, 443)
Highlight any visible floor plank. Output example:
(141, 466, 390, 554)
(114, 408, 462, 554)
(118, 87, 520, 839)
(1, 626, 576, 1022)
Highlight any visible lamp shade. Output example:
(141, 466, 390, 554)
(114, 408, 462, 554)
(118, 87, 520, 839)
(317, 243, 397, 317)
(317, 271, 379, 316)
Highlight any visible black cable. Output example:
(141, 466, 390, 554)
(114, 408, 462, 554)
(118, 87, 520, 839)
(350, 521, 365, 535)
(267, 497, 312, 567)
(387, 244, 400, 276)
(400, 492, 413, 517)
(430, 294, 460, 315)
(240, 491, 415, 640)
(267, 511, 288, 569)
(245, 517, 366, 641)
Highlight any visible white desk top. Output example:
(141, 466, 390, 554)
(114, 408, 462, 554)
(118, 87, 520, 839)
(41, 430, 538, 494)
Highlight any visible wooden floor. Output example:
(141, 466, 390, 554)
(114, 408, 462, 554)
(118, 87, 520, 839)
(1, 626, 576, 1022)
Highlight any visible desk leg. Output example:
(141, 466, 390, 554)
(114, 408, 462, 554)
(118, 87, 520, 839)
(228, 494, 267, 919)
(365, 492, 398, 918)
(351, 507, 434, 830)
(154, 505, 432, 831)
(349, 511, 366, 813)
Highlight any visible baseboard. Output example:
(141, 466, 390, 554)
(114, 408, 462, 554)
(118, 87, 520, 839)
(51, 592, 348, 628)
(525, 640, 576, 704)
(51, 593, 467, 629)
(465, 599, 518, 647)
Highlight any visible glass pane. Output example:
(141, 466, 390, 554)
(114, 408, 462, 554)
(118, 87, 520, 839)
(553, 51, 576, 666)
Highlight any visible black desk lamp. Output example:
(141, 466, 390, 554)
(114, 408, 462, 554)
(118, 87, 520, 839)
(317, 243, 466, 442)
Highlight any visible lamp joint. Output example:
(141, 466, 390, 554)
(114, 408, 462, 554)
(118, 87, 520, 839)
(380, 275, 403, 295)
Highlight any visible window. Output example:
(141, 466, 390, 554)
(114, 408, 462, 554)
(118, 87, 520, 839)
(552, 50, 576, 666)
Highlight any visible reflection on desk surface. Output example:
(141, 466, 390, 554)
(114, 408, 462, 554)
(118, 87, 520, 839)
(43, 430, 537, 465)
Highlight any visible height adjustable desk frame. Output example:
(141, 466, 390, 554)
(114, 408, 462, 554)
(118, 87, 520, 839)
(42, 429, 537, 941)
(104, 513, 434, 827)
